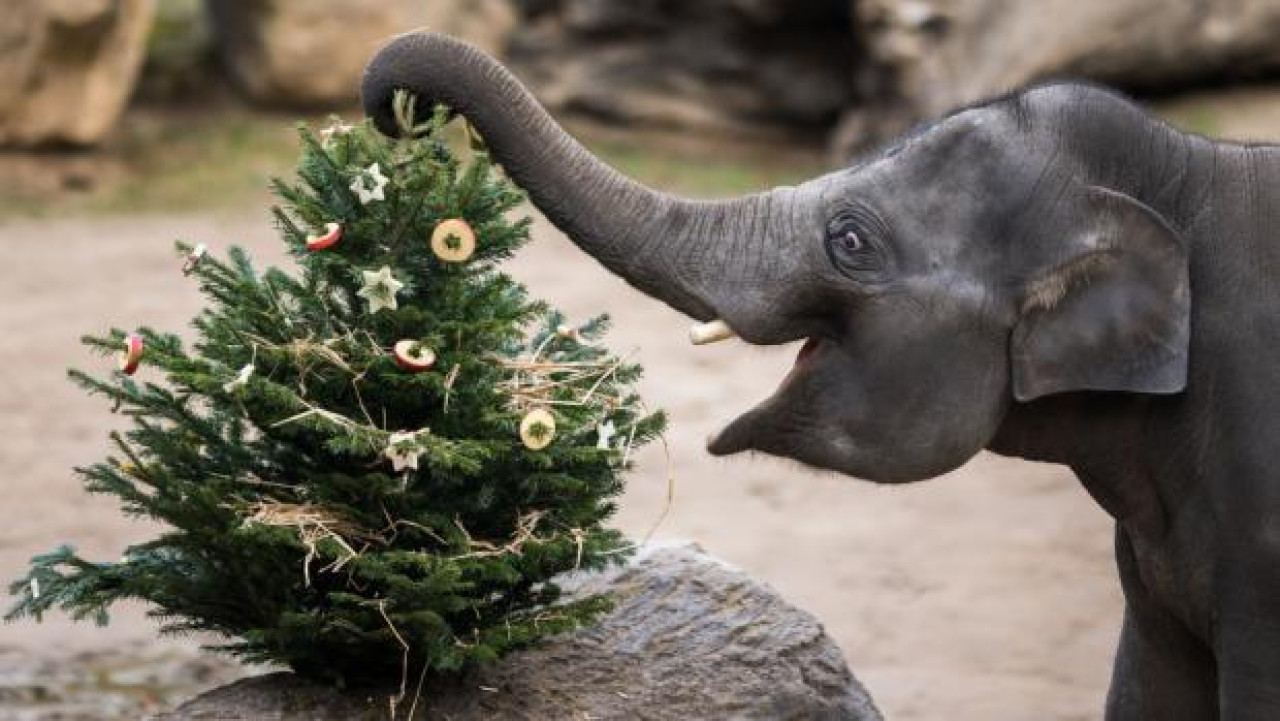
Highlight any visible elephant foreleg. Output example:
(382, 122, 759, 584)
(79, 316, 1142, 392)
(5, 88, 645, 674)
(1216, 558, 1280, 720)
(1107, 528, 1218, 721)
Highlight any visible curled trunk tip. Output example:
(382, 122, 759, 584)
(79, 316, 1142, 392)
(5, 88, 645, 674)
(361, 32, 471, 138)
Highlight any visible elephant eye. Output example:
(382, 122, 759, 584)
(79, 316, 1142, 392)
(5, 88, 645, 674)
(825, 221, 883, 278)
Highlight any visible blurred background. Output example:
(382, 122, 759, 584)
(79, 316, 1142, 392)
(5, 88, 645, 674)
(3, 1, 1280, 719)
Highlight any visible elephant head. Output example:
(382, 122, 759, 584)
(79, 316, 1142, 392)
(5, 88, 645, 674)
(362, 33, 1190, 483)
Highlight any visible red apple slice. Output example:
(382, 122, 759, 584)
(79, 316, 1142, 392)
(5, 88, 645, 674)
(393, 340, 436, 372)
(305, 222, 342, 251)
(118, 333, 144, 375)
(181, 243, 207, 276)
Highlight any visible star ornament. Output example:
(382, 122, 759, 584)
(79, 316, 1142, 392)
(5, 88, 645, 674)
(596, 420, 617, 450)
(384, 430, 425, 472)
(358, 265, 405, 313)
(349, 162, 389, 205)
(223, 364, 255, 393)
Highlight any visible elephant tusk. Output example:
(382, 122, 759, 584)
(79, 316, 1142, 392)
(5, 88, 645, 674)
(689, 320, 737, 345)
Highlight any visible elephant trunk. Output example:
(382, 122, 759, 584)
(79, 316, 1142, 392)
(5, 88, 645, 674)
(362, 33, 800, 339)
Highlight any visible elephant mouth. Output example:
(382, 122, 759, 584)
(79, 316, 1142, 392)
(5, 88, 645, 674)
(777, 336, 823, 389)
(707, 336, 828, 457)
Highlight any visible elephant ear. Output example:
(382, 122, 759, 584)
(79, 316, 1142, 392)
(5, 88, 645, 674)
(1011, 187, 1190, 402)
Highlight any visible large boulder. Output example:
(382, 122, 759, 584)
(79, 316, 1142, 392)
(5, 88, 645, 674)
(837, 0, 1280, 154)
(155, 543, 882, 720)
(506, 0, 855, 139)
(207, 0, 515, 107)
(0, 0, 156, 147)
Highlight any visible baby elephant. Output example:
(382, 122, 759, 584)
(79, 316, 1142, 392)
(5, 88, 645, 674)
(365, 33, 1280, 720)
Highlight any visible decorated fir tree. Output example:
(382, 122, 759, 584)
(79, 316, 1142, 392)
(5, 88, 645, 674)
(6, 94, 664, 690)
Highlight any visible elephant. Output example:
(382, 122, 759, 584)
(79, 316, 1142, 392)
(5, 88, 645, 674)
(363, 33, 1280, 720)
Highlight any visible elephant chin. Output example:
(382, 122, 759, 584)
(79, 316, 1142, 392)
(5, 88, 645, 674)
(705, 401, 773, 458)
(705, 385, 873, 479)
(706, 338, 847, 467)
(705, 338, 985, 484)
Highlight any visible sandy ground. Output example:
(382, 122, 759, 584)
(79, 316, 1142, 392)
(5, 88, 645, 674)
(0, 207, 1122, 720)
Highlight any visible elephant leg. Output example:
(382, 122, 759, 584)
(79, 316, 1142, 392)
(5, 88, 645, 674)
(1107, 527, 1218, 721)
(1217, 630, 1280, 720)
(1216, 561, 1280, 719)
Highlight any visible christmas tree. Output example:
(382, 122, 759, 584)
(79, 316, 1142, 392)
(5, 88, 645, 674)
(6, 94, 664, 692)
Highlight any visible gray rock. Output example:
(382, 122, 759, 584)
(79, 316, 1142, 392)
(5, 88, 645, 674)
(0, 643, 246, 721)
(156, 543, 882, 721)
(839, 0, 1280, 154)
(506, 0, 1280, 156)
(0, 0, 156, 147)
(507, 0, 854, 139)
(207, 0, 515, 108)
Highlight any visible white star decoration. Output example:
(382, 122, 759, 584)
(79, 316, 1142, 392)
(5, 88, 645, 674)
(596, 420, 617, 450)
(384, 430, 424, 472)
(223, 364, 255, 393)
(349, 162, 389, 205)
(357, 265, 404, 313)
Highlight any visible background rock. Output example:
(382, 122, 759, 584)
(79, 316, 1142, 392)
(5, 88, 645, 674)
(15, 0, 1280, 151)
(837, 0, 1280, 155)
(0, 0, 156, 147)
(500, 0, 1280, 156)
(206, 0, 514, 107)
(506, 0, 855, 139)
(156, 543, 882, 721)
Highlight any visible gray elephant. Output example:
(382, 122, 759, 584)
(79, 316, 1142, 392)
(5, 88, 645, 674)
(363, 33, 1280, 720)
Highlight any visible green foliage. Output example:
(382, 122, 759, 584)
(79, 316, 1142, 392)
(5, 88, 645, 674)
(7, 97, 664, 689)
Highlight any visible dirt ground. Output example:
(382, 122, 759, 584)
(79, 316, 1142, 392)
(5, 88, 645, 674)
(6, 84, 1280, 720)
